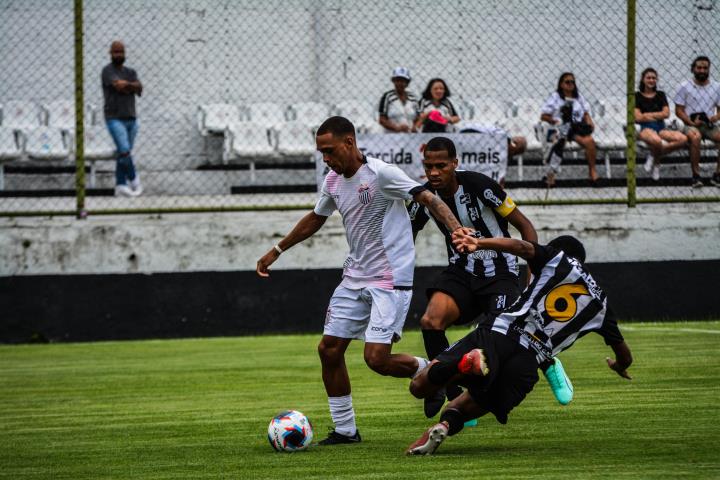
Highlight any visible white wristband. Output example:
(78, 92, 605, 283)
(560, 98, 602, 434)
(274, 244, 283, 254)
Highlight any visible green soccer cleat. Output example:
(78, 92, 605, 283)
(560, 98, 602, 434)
(463, 418, 478, 427)
(544, 357, 574, 405)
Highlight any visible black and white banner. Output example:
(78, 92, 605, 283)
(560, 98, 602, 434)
(315, 132, 508, 189)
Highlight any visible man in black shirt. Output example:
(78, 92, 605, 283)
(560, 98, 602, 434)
(102, 41, 143, 197)
(405, 235, 633, 455)
(408, 137, 572, 417)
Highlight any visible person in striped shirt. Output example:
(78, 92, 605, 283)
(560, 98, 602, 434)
(408, 137, 572, 418)
(405, 235, 633, 455)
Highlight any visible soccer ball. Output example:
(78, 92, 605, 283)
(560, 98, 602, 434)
(267, 410, 314, 452)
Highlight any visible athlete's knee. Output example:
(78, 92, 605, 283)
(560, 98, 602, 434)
(420, 311, 446, 330)
(409, 376, 425, 398)
(363, 349, 391, 375)
(317, 340, 343, 365)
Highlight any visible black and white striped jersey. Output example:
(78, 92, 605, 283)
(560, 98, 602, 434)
(491, 242, 624, 362)
(408, 170, 519, 279)
(378, 89, 420, 131)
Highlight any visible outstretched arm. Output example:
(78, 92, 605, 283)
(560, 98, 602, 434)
(413, 189, 462, 233)
(606, 341, 633, 380)
(452, 235, 536, 260)
(256, 211, 327, 277)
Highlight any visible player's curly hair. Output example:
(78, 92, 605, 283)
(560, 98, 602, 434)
(548, 235, 586, 263)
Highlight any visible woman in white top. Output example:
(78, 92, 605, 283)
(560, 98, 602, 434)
(414, 78, 461, 133)
(540, 72, 599, 186)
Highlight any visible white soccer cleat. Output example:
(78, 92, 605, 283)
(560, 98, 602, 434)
(406, 422, 449, 455)
(643, 154, 654, 173)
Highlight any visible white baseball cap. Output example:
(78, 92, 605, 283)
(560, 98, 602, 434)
(391, 66, 411, 81)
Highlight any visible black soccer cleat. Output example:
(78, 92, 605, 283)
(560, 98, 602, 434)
(423, 388, 446, 418)
(318, 428, 361, 445)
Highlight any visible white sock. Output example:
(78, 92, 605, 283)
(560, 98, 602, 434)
(328, 395, 356, 436)
(414, 356, 429, 378)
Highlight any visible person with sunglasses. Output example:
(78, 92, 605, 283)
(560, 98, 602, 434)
(540, 72, 600, 187)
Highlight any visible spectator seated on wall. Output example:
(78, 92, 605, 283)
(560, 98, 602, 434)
(540, 72, 600, 187)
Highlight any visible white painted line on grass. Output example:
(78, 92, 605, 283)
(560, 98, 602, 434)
(622, 326, 720, 335)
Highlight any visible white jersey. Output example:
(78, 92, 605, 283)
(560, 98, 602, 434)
(541, 92, 591, 123)
(314, 156, 423, 290)
(673, 79, 720, 118)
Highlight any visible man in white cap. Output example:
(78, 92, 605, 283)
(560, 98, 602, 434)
(378, 67, 420, 133)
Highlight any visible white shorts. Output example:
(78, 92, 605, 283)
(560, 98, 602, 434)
(323, 285, 413, 344)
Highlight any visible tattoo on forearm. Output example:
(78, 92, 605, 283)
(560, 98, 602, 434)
(429, 196, 461, 231)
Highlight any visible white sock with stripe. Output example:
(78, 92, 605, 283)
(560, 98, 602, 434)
(414, 356, 430, 378)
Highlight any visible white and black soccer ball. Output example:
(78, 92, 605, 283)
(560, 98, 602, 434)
(267, 410, 314, 452)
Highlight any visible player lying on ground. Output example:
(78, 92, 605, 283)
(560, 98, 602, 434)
(407, 137, 573, 419)
(405, 235, 633, 455)
(257, 116, 465, 446)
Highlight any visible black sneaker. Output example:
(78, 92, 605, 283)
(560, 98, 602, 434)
(423, 388, 446, 418)
(711, 172, 720, 187)
(691, 176, 704, 188)
(318, 428, 361, 445)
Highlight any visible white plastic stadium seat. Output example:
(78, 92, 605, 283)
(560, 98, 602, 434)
(503, 116, 542, 152)
(596, 96, 627, 122)
(512, 97, 544, 122)
(83, 126, 116, 160)
(2, 100, 42, 130)
(275, 121, 315, 156)
(0, 127, 22, 160)
(223, 122, 275, 162)
(24, 126, 70, 160)
(247, 102, 287, 130)
(334, 100, 377, 133)
(43, 100, 94, 131)
(466, 98, 509, 126)
(594, 117, 627, 178)
(197, 103, 242, 135)
(290, 102, 330, 129)
(0, 127, 23, 190)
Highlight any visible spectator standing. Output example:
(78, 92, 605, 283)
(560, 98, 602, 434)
(673, 56, 720, 188)
(635, 67, 687, 181)
(415, 78, 461, 133)
(102, 40, 143, 197)
(378, 67, 420, 133)
(540, 72, 600, 186)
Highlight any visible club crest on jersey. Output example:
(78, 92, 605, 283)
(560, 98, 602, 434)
(459, 193, 471, 204)
(358, 183, 372, 205)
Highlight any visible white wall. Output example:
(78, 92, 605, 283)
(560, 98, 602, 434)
(1, 0, 718, 171)
(2, 203, 719, 276)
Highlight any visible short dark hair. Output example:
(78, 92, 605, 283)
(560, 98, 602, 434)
(422, 78, 451, 101)
(424, 136, 456, 159)
(692, 55, 711, 70)
(317, 116, 356, 137)
(548, 235, 586, 263)
(556, 72, 579, 99)
(638, 67, 658, 93)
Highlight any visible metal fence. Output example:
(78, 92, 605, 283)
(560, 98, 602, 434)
(0, 0, 718, 216)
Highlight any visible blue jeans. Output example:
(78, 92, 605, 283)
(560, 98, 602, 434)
(106, 118, 138, 186)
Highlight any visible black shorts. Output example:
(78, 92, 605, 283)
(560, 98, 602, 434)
(435, 328, 539, 424)
(427, 265, 521, 325)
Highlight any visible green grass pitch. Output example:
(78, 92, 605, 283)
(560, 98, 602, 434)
(1, 321, 719, 479)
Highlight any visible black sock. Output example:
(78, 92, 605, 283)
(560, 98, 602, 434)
(446, 383, 463, 400)
(440, 408, 465, 436)
(422, 329, 450, 360)
(427, 361, 459, 386)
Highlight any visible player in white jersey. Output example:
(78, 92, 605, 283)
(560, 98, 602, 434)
(256, 116, 465, 445)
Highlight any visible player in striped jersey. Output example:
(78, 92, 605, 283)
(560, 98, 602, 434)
(405, 235, 633, 455)
(257, 116, 465, 446)
(407, 137, 571, 417)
